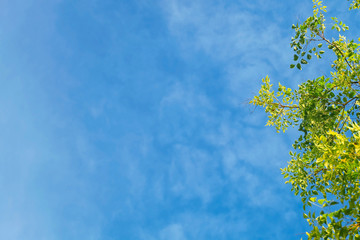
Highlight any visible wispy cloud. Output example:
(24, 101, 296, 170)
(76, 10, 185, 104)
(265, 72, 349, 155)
(159, 223, 187, 240)
(161, 0, 295, 109)
(0, 0, 313, 239)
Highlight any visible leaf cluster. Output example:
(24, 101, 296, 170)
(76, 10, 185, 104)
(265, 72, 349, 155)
(251, 0, 360, 239)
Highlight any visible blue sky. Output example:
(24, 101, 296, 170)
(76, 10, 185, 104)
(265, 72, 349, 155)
(0, 0, 357, 239)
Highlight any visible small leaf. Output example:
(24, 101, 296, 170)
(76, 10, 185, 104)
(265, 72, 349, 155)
(294, 55, 299, 61)
(301, 59, 308, 64)
(296, 63, 302, 70)
(290, 64, 295, 68)
(307, 54, 312, 60)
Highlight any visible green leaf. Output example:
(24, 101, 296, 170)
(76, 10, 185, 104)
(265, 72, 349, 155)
(294, 55, 299, 61)
(290, 64, 295, 68)
(296, 63, 302, 70)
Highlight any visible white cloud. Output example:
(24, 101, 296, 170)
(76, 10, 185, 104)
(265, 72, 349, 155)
(162, 0, 289, 61)
(160, 80, 213, 114)
(160, 0, 297, 111)
(160, 224, 187, 240)
(168, 144, 222, 204)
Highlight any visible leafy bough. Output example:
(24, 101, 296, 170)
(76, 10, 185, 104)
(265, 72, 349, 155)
(251, 0, 360, 239)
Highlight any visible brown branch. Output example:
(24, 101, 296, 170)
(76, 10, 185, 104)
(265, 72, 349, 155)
(317, 33, 354, 71)
(317, 32, 360, 84)
(342, 96, 357, 107)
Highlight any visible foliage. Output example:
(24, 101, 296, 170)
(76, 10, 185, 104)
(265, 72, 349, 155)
(251, 0, 360, 239)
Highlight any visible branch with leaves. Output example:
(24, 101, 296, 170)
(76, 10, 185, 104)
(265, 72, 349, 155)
(251, 0, 360, 239)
